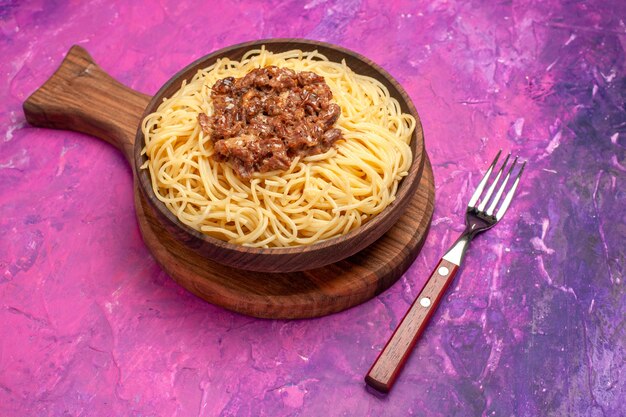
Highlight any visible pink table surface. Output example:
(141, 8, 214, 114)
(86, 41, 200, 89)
(1, 1, 625, 416)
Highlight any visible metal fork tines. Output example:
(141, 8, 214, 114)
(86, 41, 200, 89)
(472, 150, 525, 218)
(443, 150, 525, 266)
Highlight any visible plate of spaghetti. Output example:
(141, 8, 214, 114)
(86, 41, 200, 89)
(134, 39, 425, 271)
(24, 39, 432, 317)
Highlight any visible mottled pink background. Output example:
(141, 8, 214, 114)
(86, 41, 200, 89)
(1, 1, 625, 416)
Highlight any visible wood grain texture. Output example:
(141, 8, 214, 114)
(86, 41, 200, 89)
(365, 258, 459, 392)
(22, 42, 436, 318)
(23, 45, 150, 163)
(133, 39, 427, 272)
(136, 157, 434, 319)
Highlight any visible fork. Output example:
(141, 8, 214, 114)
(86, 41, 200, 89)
(365, 150, 525, 393)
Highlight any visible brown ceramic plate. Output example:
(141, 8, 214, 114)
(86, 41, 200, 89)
(133, 39, 425, 272)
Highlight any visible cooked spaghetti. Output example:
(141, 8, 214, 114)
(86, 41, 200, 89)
(141, 48, 415, 247)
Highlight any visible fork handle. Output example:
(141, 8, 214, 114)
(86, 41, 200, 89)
(365, 258, 459, 393)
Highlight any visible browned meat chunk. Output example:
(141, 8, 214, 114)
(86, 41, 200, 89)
(198, 66, 343, 178)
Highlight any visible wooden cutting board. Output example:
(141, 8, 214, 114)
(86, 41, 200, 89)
(24, 45, 435, 319)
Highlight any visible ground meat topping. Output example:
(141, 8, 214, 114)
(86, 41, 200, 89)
(198, 66, 343, 178)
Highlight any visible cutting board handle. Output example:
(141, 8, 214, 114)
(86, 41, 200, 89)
(23, 45, 152, 164)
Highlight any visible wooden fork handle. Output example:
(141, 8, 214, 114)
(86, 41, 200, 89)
(22, 45, 151, 164)
(365, 258, 459, 393)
